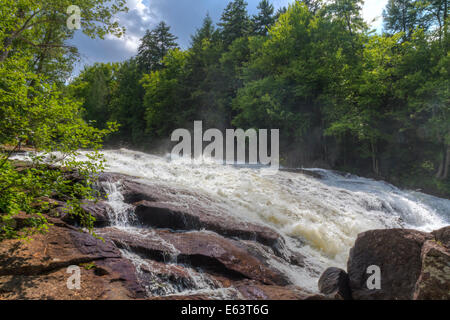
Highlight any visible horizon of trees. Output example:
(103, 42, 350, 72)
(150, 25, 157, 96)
(69, 0, 449, 196)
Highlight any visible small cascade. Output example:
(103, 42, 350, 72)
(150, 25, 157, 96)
(100, 180, 137, 228)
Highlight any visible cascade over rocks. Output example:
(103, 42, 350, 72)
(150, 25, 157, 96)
(2, 169, 448, 300)
(0, 172, 316, 300)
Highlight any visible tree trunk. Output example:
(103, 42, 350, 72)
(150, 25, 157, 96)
(436, 144, 450, 180)
(443, 145, 450, 180)
(371, 140, 379, 175)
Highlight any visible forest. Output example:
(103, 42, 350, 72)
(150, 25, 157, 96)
(69, 0, 450, 196)
(0, 0, 449, 239)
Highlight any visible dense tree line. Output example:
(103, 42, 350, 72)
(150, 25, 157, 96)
(69, 0, 449, 196)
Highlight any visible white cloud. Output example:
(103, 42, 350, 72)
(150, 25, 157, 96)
(362, 0, 388, 31)
(127, 0, 152, 21)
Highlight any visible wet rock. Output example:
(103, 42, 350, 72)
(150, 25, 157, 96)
(95, 258, 146, 298)
(99, 172, 287, 250)
(280, 168, 324, 179)
(347, 229, 433, 300)
(101, 227, 290, 286)
(98, 173, 284, 251)
(97, 173, 159, 203)
(134, 200, 282, 252)
(149, 294, 213, 300)
(318, 267, 352, 300)
(413, 240, 450, 300)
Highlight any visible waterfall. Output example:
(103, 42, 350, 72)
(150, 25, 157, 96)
(86, 149, 448, 295)
(13, 149, 449, 296)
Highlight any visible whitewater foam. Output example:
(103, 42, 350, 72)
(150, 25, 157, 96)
(13, 148, 449, 293)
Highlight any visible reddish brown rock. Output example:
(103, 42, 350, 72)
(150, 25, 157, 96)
(80, 201, 112, 227)
(413, 240, 450, 300)
(101, 227, 289, 286)
(347, 229, 432, 300)
(55, 200, 112, 227)
(432, 226, 450, 248)
(0, 219, 144, 299)
(134, 200, 282, 251)
(318, 267, 352, 300)
(234, 280, 315, 300)
(99, 173, 303, 263)
(0, 265, 134, 300)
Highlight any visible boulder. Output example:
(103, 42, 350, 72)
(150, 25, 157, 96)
(98, 173, 284, 252)
(56, 200, 112, 227)
(347, 229, 432, 300)
(318, 267, 352, 300)
(432, 226, 450, 248)
(413, 240, 450, 300)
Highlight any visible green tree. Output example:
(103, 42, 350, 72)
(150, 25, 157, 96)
(0, 0, 127, 63)
(0, 0, 123, 239)
(109, 58, 148, 146)
(141, 49, 190, 138)
(137, 21, 178, 73)
(252, 0, 275, 36)
(68, 63, 118, 130)
(186, 15, 226, 128)
(218, 0, 251, 48)
(382, 0, 430, 40)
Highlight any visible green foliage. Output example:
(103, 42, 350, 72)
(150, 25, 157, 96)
(141, 49, 190, 137)
(66, 0, 450, 197)
(252, 0, 276, 36)
(0, 54, 117, 240)
(137, 22, 178, 73)
(0, 0, 123, 240)
(218, 0, 251, 48)
(68, 62, 119, 130)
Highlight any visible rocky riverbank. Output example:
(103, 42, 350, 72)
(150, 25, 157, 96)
(0, 171, 448, 300)
(318, 226, 450, 300)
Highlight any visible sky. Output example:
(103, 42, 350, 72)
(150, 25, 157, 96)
(69, 0, 388, 73)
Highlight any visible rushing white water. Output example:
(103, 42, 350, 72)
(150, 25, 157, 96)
(85, 148, 449, 293)
(100, 181, 137, 227)
(13, 149, 450, 294)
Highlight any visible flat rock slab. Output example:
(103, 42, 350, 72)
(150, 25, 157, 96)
(101, 227, 290, 286)
(0, 219, 144, 299)
(134, 200, 282, 251)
